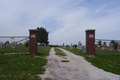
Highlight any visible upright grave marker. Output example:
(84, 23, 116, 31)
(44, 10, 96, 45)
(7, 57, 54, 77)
(1, 42, 3, 48)
(86, 29, 96, 56)
(70, 43, 73, 49)
(101, 47, 105, 50)
(15, 42, 17, 49)
(117, 42, 120, 52)
(78, 41, 82, 51)
(83, 45, 86, 52)
(95, 44, 98, 49)
(63, 43, 64, 48)
(29, 29, 38, 56)
(104, 44, 107, 49)
(98, 45, 101, 49)
(109, 43, 114, 51)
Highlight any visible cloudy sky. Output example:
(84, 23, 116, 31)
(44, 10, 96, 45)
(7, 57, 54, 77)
(0, 0, 120, 45)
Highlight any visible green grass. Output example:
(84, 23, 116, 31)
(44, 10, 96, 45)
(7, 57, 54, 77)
(45, 77, 52, 80)
(37, 47, 51, 56)
(0, 46, 51, 80)
(0, 45, 29, 54)
(61, 60, 69, 62)
(64, 48, 120, 75)
(54, 48, 67, 56)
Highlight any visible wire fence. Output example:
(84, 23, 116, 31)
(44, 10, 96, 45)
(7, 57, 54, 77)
(0, 36, 29, 49)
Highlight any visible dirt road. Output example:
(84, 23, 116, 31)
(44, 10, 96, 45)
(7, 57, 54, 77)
(38, 48, 119, 80)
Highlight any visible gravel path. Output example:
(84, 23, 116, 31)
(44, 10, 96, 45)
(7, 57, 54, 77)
(38, 48, 119, 80)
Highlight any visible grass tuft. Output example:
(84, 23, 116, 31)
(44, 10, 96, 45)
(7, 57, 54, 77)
(54, 48, 67, 56)
(45, 77, 52, 80)
(61, 60, 69, 62)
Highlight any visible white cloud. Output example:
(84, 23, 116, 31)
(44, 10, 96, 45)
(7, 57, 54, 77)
(49, 4, 120, 45)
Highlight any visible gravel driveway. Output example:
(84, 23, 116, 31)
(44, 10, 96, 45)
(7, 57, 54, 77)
(38, 48, 119, 80)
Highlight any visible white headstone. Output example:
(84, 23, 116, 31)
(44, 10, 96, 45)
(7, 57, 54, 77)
(70, 43, 73, 49)
(83, 45, 86, 52)
(78, 41, 82, 51)
(98, 45, 100, 49)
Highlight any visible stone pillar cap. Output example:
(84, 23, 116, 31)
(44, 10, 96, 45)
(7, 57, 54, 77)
(29, 29, 38, 31)
(85, 29, 96, 32)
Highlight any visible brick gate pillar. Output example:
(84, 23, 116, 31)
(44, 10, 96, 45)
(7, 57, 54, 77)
(85, 29, 96, 56)
(29, 29, 38, 56)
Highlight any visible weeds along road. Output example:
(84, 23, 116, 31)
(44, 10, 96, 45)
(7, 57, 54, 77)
(39, 48, 119, 80)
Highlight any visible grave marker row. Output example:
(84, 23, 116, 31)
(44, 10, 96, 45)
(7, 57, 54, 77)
(95, 42, 120, 52)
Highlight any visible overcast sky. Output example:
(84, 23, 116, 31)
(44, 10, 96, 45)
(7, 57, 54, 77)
(0, 0, 120, 45)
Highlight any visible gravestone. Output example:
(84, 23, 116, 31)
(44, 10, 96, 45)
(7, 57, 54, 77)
(101, 47, 104, 50)
(83, 45, 86, 52)
(6, 41, 9, 46)
(109, 43, 114, 51)
(70, 43, 73, 49)
(95, 44, 98, 49)
(13, 41, 15, 48)
(12, 41, 16, 49)
(117, 42, 120, 52)
(11, 42, 15, 49)
(78, 41, 82, 51)
(1, 42, 3, 48)
(63, 43, 64, 48)
(98, 45, 101, 49)
(15, 42, 17, 49)
(104, 44, 107, 49)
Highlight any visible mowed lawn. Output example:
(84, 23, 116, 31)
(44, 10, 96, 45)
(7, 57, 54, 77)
(0, 46, 51, 80)
(64, 48, 120, 75)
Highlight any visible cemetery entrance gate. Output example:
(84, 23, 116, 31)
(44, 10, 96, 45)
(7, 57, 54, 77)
(0, 29, 38, 56)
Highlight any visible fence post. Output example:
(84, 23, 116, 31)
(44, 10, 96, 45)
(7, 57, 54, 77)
(85, 29, 96, 56)
(29, 29, 38, 56)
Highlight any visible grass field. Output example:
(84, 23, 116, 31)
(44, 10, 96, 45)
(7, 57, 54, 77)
(64, 48, 120, 75)
(0, 46, 29, 54)
(0, 46, 51, 80)
(54, 48, 67, 56)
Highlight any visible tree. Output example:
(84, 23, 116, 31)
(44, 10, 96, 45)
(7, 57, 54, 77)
(37, 27, 49, 46)
(98, 41, 102, 47)
(73, 44, 77, 48)
(110, 40, 118, 49)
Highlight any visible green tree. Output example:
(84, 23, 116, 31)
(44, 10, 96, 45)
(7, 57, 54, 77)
(98, 41, 102, 47)
(37, 27, 49, 46)
(110, 40, 118, 49)
(74, 44, 77, 48)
